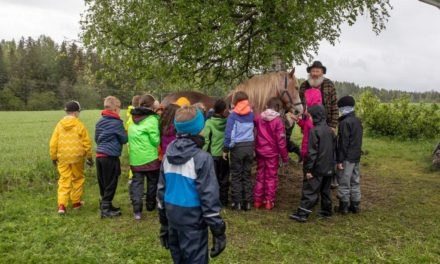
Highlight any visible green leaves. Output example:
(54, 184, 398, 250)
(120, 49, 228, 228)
(81, 0, 391, 90)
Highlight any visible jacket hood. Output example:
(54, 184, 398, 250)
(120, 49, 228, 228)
(101, 110, 121, 119)
(166, 138, 200, 165)
(131, 107, 156, 123)
(234, 100, 251, 115)
(261, 109, 280, 121)
(60, 116, 79, 130)
(210, 116, 227, 125)
(308, 104, 326, 125)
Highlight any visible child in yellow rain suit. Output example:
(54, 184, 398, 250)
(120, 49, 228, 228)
(49, 101, 93, 215)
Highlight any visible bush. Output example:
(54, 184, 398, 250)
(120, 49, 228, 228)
(27, 91, 60, 110)
(358, 91, 440, 139)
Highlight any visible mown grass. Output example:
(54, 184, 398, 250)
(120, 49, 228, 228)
(0, 110, 439, 263)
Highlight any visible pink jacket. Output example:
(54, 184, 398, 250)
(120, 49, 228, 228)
(297, 116, 314, 161)
(254, 109, 288, 162)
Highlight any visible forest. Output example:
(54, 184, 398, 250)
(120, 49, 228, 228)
(0, 36, 438, 111)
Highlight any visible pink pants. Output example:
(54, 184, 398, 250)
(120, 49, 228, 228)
(253, 155, 280, 203)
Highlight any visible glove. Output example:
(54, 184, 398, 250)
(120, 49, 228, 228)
(159, 225, 169, 249)
(86, 158, 94, 167)
(52, 160, 58, 166)
(210, 221, 226, 258)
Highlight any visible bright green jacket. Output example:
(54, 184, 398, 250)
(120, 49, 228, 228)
(128, 114, 160, 166)
(203, 116, 227, 157)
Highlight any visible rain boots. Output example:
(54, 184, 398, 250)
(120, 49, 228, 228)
(100, 201, 121, 218)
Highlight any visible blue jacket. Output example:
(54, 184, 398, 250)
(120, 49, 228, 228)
(223, 111, 254, 151)
(95, 111, 128, 157)
(157, 137, 224, 230)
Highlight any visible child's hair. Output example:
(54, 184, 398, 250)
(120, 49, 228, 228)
(214, 99, 227, 114)
(160, 104, 180, 135)
(233, 91, 248, 105)
(175, 105, 198, 122)
(193, 102, 206, 112)
(139, 94, 156, 108)
(104, 96, 121, 111)
(132, 95, 141, 107)
(266, 97, 283, 112)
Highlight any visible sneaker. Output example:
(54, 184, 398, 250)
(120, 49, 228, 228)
(231, 202, 241, 211)
(265, 202, 274, 210)
(289, 212, 308, 222)
(58, 204, 66, 214)
(73, 201, 84, 209)
(134, 213, 142, 220)
(254, 201, 264, 209)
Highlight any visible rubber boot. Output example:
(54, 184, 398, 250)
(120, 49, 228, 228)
(242, 202, 251, 211)
(349, 201, 361, 214)
(334, 201, 349, 214)
(101, 201, 122, 218)
(110, 204, 121, 214)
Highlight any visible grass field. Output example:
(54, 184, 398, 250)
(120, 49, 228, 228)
(0, 110, 439, 263)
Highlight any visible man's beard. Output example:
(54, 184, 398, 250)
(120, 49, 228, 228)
(308, 75, 324, 87)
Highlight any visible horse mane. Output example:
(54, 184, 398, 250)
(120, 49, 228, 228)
(230, 71, 290, 114)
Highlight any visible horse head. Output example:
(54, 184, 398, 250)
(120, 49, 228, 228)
(280, 68, 303, 115)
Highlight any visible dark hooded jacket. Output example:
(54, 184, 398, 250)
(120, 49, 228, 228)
(157, 137, 224, 230)
(337, 111, 363, 163)
(304, 104, 336, 176)
(95, 110, 128, 157)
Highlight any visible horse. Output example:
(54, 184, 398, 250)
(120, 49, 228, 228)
(161, 69, 303, 115)
(160, 91, 218, 111)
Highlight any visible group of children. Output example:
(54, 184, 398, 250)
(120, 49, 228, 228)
(49, 88, 363, 262)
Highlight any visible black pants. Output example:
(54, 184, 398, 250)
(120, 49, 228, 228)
(213, 156, 230, 205)
(168, 227, 209, 264)
(131, 170, 159, 213)
(96, 156, 121, 203)
(230, 143, 253, 204)
(298, 173, 332, 215)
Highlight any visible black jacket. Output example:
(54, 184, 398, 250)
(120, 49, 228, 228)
(304, 105, 336, 176)
(157, 137, 224, 230)
(336, 112, 363, 163)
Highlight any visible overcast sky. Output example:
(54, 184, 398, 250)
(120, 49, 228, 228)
(0, 0, 439, 92)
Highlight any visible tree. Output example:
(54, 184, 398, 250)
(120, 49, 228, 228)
(81, 0, 391, 89)
(0, 45, 8, 88)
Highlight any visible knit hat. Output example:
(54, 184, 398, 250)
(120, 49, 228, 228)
(64, 100, 81, 112)
(337, 96, 355, 108)
(174, 108, 205, 136)
(175, 97, 191, 107)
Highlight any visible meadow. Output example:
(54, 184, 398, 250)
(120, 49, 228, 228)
(0, 110, 439, 263)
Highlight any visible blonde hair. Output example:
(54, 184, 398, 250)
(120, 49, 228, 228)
(175, 105, 197, 122)
(104, 96, 121, 111)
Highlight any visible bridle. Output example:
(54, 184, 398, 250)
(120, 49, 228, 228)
(280, 75, 302, 113)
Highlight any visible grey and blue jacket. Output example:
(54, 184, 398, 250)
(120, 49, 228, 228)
(157, 137, 224, 230)
(223, 111, 254, 152)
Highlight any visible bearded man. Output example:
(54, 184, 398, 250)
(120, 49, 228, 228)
(299, 61, 339, 132)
